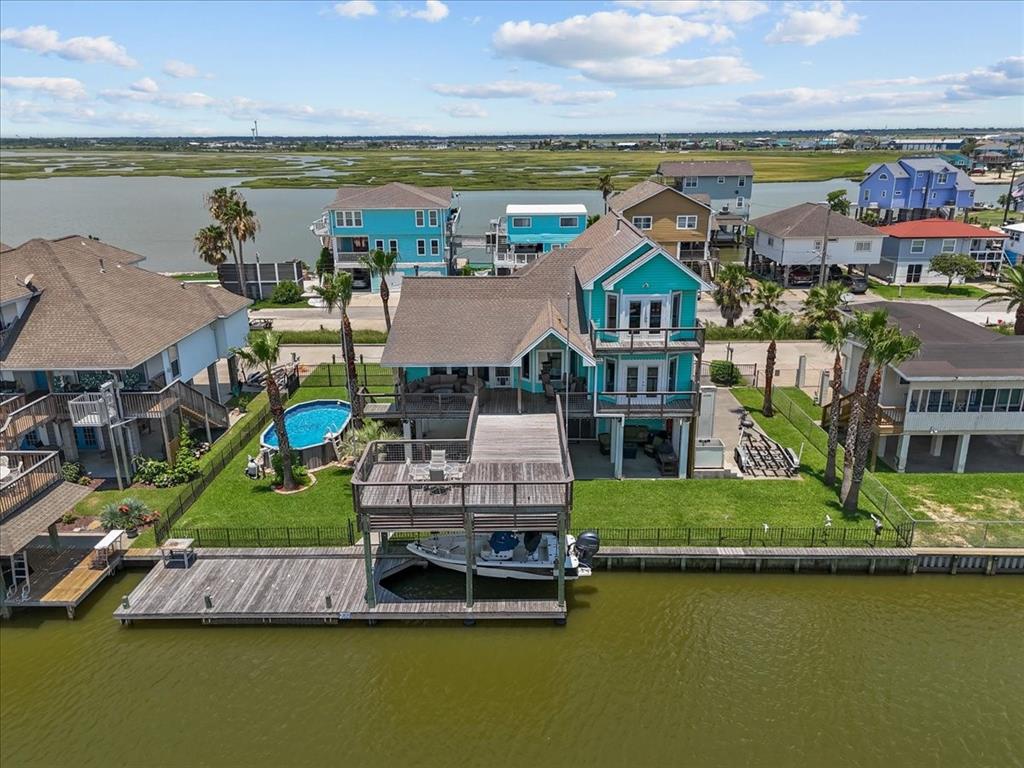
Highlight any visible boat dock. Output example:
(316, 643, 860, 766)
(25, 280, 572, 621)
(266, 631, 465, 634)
(114, 546, 565, 625)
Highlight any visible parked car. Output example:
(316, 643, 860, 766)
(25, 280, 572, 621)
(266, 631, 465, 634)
(969, 165, 988, 175)
(841, 274, 869, 294)
(350, 269, 371, 290)
(787, 266, 815, 287)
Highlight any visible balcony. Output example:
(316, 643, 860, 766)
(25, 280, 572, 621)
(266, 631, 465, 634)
(595, 390, 698, 418)
(590, 323, 705, 354)
(0, 450, 62, 521)
(903, 409, 1024, 434)
(310, 215, 329, 237)
(68, 393, 116, 427)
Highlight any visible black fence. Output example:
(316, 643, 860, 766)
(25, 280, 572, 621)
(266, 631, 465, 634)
(172, 523, 356, 548)
(298, 362, 394, 392)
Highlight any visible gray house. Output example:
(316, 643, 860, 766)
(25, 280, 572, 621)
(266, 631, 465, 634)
(873, 219, 1008, 284)
(656, 160, 754, 243)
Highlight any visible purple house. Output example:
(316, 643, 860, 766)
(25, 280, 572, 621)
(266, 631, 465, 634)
(857, 158, 976, 223)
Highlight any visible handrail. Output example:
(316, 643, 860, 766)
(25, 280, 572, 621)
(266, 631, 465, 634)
(590, 321, 706, 352)
(553, 395, 575, 483)
(0, 393, 75, 447)
(595, 390, 698, 417)
(0, 450, 62, 520)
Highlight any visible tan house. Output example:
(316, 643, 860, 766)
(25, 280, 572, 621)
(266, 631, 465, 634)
(608, 181, 716, 278)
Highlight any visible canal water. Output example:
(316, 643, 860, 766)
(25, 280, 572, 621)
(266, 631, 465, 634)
(0, 176, 1006, 274)
(2, 570, 1021, 767)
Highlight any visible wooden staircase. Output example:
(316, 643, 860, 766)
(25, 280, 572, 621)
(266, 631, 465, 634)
(822, 393, 905, 435)
(174, 381, 230, 431)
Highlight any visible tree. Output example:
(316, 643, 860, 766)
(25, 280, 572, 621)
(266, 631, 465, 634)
(750, 311, 792, 417)
(359, 249, 399, 332)
(193, 225, 230, 267)
(596, 173, 614, 213)
(586, 213, 601, 228)
(233, 331, 297, 491)
(839, 310, 891, 503)
(201, 188, 260, 297)
(802, 281, 848, 331)
(979, 263, 1024, 335)
(712, 264, 751, 328)
(817, 319, 853, 486)
(961, 137, 978, 156)
(752, 280, 784, 315)
(930, 253, 983, 289)
(842, 327, 920, 511)
(315, 246, 334, 279)
(312, 271, 363, 428)
(826, 189, 851, 216)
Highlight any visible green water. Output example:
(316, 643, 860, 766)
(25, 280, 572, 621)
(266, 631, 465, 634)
(2, 570, 1022, 768)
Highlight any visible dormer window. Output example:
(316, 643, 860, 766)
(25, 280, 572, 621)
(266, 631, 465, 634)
(879, 172, 889, 180)
(717, 176, 726, 184)
(937, 172, 948, 184)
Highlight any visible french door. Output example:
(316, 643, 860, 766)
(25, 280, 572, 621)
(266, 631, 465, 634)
(622, 297, 664, 335)
(619, 362, 664, 404)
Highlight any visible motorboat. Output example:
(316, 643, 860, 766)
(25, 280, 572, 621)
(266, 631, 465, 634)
(407, 531, 600, 581)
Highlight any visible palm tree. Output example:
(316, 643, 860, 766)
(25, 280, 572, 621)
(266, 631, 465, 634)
(202, 188, 260, 297)
(750, 310, 792, 417)
(596, 173, 614, 213)
(312, 272, 363, 428)
(802, 281, 848, 331)
(842, 328, 920, 511)
(978, 264, 1024, 335)
(233, 331, 297, 491)
(193, 225, 230, 267)
(359, 249, 398, 332)
(839, 310, 892, 502)
(817, 319, 853, 486)
(712, 264, 751, 328)
(752, 280, 784, 315)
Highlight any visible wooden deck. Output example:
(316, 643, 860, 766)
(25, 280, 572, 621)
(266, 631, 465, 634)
(3, 546, 121, 616)
(114, 547, 566, 623)
(472, 414, 562, 462)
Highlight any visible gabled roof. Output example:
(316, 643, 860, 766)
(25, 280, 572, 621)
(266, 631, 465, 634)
(324, 181, 452, 211)
(607, 180, 712, 214)
(750, 203, 882, 239)
(656, 160, 754, 178)
(878, 218, 1007, 239)
(0, 237, 250, 371)
(865, 162, 909, 179)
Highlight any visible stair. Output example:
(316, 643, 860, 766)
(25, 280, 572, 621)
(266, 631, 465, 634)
(174, 381, 230, 430)
(10, 552, 30, 600)
(329, 432, 346, 462)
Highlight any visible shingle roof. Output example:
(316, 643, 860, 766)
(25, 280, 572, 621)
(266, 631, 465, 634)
(750, 203, 882, 239)
(0, 237, 250, 371)
(607, 180, 712, 213)
(878, 219, 1007, 239)
(324, 182, 452, 210)
(0, 479, 93, 556)
(852, 302, 1024, 379)
(656, 159, 754, 178)
(865, 162, 909, 179)
(898, 158, 977, 190)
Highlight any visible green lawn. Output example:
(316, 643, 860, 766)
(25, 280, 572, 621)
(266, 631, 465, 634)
(267, 328, 388, 345)
(778, 387, 823, 421)
(248, 298, 311, 310)
(169, 271, 217, 281)
(868, 281, 987, 300)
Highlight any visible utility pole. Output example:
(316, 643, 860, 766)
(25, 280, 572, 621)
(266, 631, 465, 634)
(818, 202, 832, 287)
(1002, 165, 1019, 225)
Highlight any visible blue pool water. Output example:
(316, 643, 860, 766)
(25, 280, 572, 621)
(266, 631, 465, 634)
(260, 400, 352, 450)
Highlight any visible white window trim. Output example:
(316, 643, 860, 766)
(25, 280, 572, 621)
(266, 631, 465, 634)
(854, 240, 873, 253)
(559, 216, 580, 228)
(430, 239, 440, 256)
(632, 215, 653, 230)
(675, 215, 698, 230)
(428, 210, 439, 227)
(415, 210, 425, 227)
(879, 173, 889, 181)
(511, 216, 532, 228)
(717, 176, 725, 184)
(335, 210, 363, 228)
(416, 239, 426, 256)
(683, 176, 698, 189)
(941, 238, 956, 253)
(909, 239, 926, 254)
(738, 177, 746, 187)
(388, 239, 398, 254)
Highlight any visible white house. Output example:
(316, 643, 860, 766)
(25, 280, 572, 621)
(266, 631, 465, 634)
(748, 203, 884, 287)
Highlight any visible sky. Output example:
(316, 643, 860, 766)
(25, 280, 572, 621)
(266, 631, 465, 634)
(1, 0, 1022, 137)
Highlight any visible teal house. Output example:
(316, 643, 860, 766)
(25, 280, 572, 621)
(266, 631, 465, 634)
(374, 213, 712, 478)
(491, 203, 588, 274)
(311, 182, 456, 289)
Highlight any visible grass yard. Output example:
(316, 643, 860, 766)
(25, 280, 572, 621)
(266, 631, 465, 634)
(267, 328, 388, 345)
(248, 298, 313, 311)
(778, 387, 823, 421)
(169, 271, 218, 281)
(867, 281, 987, 300)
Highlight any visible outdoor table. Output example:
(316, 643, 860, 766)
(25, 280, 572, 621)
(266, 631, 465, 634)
(160, 537, 196, 569)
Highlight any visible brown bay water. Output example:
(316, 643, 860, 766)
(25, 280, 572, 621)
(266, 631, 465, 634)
(2, 569, 1023, 768)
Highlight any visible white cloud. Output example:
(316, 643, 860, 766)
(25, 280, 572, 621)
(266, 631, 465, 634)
(0, 25, 136, 67)
(439, 102, 488, 118)
(0, 76, 87, 100)
(855, 57, 1024, 102)
(580, 56, 758, 88)
(130, 77, 159, 93)
(615, 1, 769, 23)
(334, 1, 377, 18)
(431, 80, 615, 104)
(162, 59, 211, 79)
(394, 1, 449, 22)
(99, 87, 216, 109)
(765, 2, 861, 46)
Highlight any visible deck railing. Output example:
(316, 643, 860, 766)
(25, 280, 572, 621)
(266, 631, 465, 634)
(595, 390, 698, 418)
(68, 393, 115, 427)
(0, 393, 75, 449)
(0, 450, 62, 520)
(590, 323, 705, 353)
(120, 380, 180, 419)
(357, 390, 476, 418)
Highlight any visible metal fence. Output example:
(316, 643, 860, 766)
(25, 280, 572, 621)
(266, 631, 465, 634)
(297, 362, 394, 391)
(171, 523, 356, 548)
(571, 525, 907, 548)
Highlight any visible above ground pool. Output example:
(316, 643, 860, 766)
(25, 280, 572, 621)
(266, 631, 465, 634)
(261, 399, 352, 451)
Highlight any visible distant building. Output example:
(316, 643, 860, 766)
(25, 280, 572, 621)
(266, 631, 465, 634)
(1001, 222, 1024, 266)
(489, 204, 588, 274)
(888, 137, 964, 152)
(656, 159, 754, 242)
(873, 219, 1007, 284)
(858, 158, 976, 223)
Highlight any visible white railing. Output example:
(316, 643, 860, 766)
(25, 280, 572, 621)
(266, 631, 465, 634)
(903, 410, 1024, 433)
(68, 393, 115, 427)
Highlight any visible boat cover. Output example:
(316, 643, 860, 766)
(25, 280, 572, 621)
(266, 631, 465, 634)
(489, 532, 519, 553)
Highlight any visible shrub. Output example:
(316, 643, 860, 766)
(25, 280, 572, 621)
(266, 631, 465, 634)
(271, 452, 310, 487)
(709, 360, 741, 386)
(60, 460, 86, 483)
(100, 497, 151, 530)
(234, 392, 256, 412)
(270, 280, 303, 304)
(61, 511, 79, 525)
(133, 458, 171, 485)
(339, 419, 398, 462)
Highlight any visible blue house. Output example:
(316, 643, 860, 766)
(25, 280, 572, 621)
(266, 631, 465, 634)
(490, 204, 587, 274)
(374, 213, 714, 479)
(311, 182, 456, 289)
(656, 159, 754, 243)
(857, 158, 976, 223)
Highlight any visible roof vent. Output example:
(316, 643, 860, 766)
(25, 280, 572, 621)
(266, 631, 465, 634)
(99, 258, 105, 273)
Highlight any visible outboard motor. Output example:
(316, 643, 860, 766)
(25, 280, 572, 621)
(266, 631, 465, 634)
(573, 530, 601, 567)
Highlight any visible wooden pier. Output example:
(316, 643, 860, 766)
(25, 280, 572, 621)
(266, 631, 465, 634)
(114, 547, 565, 625)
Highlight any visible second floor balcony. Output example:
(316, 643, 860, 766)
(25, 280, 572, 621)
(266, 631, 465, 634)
(590, 322, 705, 354)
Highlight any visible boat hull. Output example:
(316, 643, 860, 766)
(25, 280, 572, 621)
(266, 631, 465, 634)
(407, 534, 590, 581)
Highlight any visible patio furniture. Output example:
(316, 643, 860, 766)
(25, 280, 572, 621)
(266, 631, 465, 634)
(409, 464, 429, 482)
(622, 442, 638, 460)
(544, 382, 556, 403)
(160, 538, 196, 569)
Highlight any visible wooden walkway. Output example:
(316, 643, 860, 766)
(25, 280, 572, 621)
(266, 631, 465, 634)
(472, 414, 562, 462)
(4, 546, 122, 617)
(114, 547, 566, 624)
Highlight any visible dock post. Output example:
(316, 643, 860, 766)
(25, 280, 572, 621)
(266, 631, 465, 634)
(680, 557, 686, 572)
(949, 555, 958, 575)
(754, 558, 761, 573)
(556, 511, 566, 608)
(868, 558, 876, 575)
(793, 558, 801, 573)
(362, 517, 376, 608)
(830, 560, 838, 574)
(986, 557, 996, 576)
(464, 511, 474, 609)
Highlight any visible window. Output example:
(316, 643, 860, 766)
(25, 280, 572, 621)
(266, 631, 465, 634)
(415, 210, 425, 227)
(676, 215, 698, 230)
(668, 359, 677, 390)
(879, 172, 888, 180)
(559, 216, 579, 228)
(854, 241, 873, 253)
(511, 216, 531, 228)
(416, 239, 426, 256)
(81, 427, 98, 448)
(632, 216, 653, 230)
(522, 353, 531, 380)
(930, 191, 936, 200)
(683, 176, 698, 188)
(863, 189, 870, 200)
(909, 239, 925, 254)
(767, 236, 774, 247)
(626, 366, 639, 393)
(605, 360, 616, 391)
(894, 188, 904, 197)
(736, 196, 745, 209)
(671, 291, 681, 327)
(605, 294, 618, 328)
(430, 239, 440, 256)
(881, 190, 887, 198)
(428, 210, 439, 227)
(168, 345, 180, 379)
(335, 210, 362, 227)
(388, 239, 398, 254)
(937, 172, 948, 184)
(906, 264, 922, 283)
(374, 239, 384, 252)
(814, 240, 823, 251)
(646, 367, 660, 393)
(738, 177, 746, 187)
(941, 238, 956, 253)
(717, 176, 725, 184)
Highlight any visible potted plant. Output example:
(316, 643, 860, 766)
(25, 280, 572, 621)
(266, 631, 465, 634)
(100, 497, 151, 538)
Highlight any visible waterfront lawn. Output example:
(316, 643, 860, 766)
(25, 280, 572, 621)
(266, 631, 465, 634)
(867, 281, 987, 300)
(873, 467, 1024, 523)
(779, 387, 823, 421)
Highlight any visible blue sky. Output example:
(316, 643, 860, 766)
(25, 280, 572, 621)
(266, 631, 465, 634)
(1, 0, 1022, 136)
